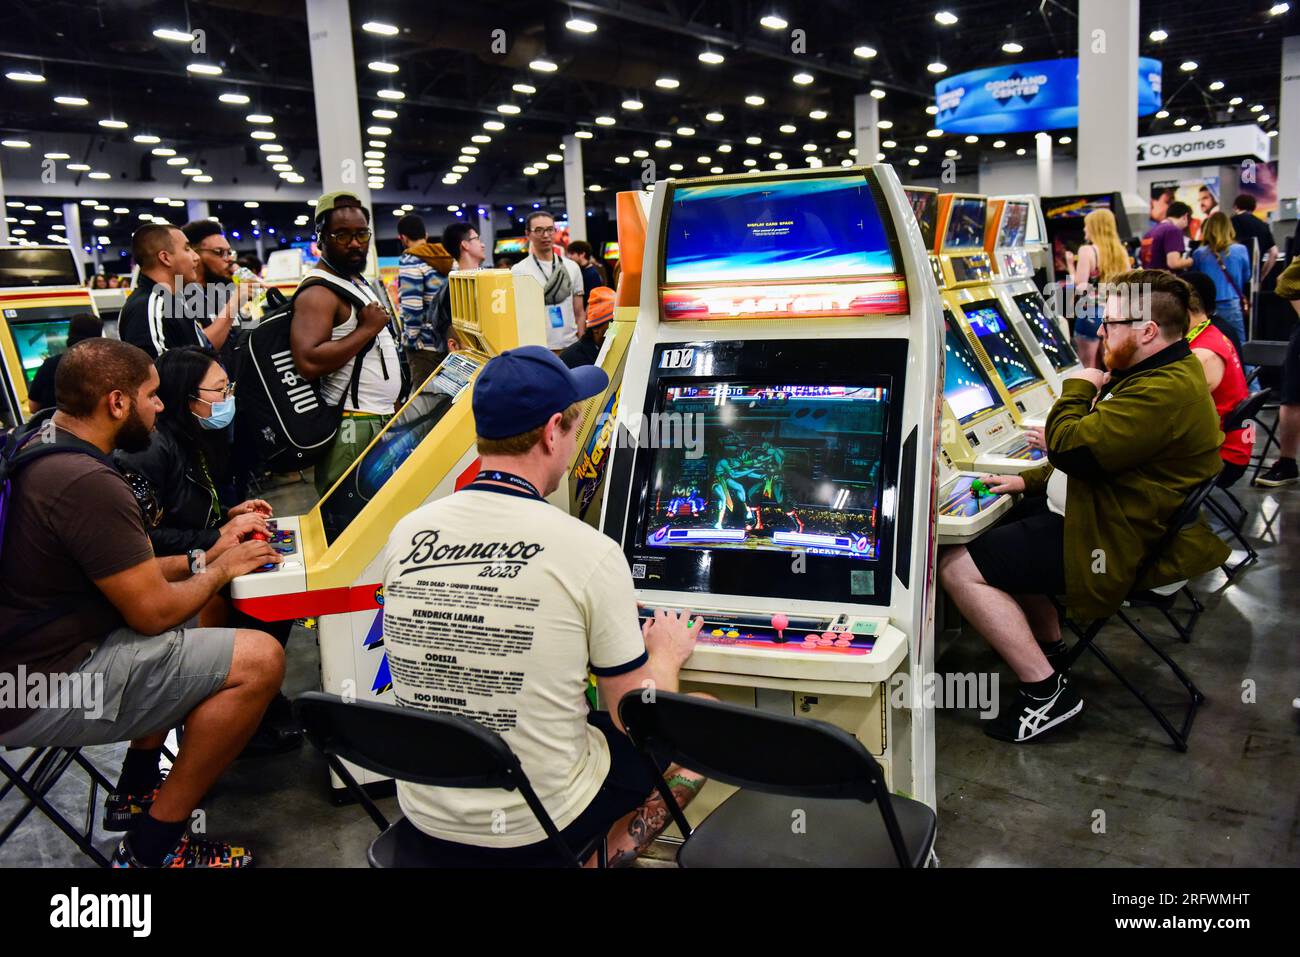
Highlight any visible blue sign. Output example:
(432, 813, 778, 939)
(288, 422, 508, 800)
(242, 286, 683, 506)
(935, 57, 1162, 134)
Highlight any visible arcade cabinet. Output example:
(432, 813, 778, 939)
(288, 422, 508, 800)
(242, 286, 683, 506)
(0, 244, 96, 429)
(89, 287, 127, 338)
(937, 194, 1059, 429)
(902, 186, 942, 288)
(598, 164, 944, 809)
(1042, 191, 1130, 339)
(987, 196, 1081, 384)
(492, 236, 529, 266)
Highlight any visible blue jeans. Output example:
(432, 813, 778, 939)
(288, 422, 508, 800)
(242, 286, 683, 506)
(1217, 298, 1246, 346)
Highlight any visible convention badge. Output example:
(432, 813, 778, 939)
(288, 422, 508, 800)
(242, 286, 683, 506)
(547, 303, 565, 328)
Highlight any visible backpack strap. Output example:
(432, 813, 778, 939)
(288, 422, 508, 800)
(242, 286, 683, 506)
(293, 272, 383, 409)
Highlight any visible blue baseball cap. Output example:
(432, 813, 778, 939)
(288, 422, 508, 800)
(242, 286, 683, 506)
(473, 345, 608, 439)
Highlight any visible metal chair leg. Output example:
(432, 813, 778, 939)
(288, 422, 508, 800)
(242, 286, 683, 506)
(1204, 497, 1259, 580)
(1084, 635, 1191, 752)
(0, 749, 111, 868)
(1116, 609, 1204, 748)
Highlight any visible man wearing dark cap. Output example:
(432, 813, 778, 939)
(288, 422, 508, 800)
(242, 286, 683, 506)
(381, 346, 707, 865)
(559, 285, 615, 369)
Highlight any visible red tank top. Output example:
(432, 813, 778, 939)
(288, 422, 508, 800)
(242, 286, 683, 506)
(1190, 322, 1250, 465)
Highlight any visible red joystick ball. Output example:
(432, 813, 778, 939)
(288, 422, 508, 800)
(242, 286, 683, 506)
(771, 613, 790, 644)
(248, 531, 269, 542)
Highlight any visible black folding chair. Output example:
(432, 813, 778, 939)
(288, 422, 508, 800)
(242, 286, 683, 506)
(0, 746, 116, 867)
(293, 692, 603, 868)
(1241, 341, 1288, 485)
(617, 690, 936, 868)
(1050, 476, 1219, 752)
(1204, 392, 1268, 578)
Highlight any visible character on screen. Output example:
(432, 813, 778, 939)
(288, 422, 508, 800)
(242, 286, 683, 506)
(712, 446, 762, 530)
(666, 485, 705, 518)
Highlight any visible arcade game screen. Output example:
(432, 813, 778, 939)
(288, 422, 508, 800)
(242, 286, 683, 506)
(904, 188, 938, 251)
(1043, 193, 1127, 274)
(944, 311, 1000, 423)
(319, 353, 479, 543)
(963, 301, 1043, 392)
(1015, 292, 1077, 372)
(662, 173, 900, 284)
(943, 198, 986, 251)
(10, 319, 70, 386)
(997, 202, 1030, 248)
(642, 382, 889, 561)
(602, 241, 620, 260)
(493, 237, 529, 257)
(0, 248, 81, 287)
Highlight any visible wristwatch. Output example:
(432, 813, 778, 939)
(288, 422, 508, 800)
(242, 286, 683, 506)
(187, 548, 206, 575)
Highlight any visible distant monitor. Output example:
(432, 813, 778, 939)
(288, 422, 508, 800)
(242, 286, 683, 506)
(997, 201, 1030, 248)
(943, 198, 986, 251)
(904, 188, 938, 251)
(943, 310, 1000, 423)
(963, 300, 1044, 392)
(9, 318, 71, 386)
(602, 241, 620, 260)
(0, 247, 81, 288)
(494, 237, 529, 256)
(1043, 192, 1130, 272)
(641, 382, 890, 562)
(1014, 291, 1077, 372)
(662, 172, 902, 284)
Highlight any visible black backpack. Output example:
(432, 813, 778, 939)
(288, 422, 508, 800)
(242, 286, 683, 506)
(237, 272, 379, 473)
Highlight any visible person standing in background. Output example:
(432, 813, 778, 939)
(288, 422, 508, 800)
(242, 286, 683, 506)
(1191, 212, 1251, 348)
(1142, 201, 1194, 273)
(1230, 195, 1279, 285)
(1064, 209, 1130, 370)
(396, 214, 450, 389)
(565, 241, 607, 305)
(512, 210, 586, 354)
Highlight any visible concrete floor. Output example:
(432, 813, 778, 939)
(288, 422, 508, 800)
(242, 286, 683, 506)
(2, 472, 1297, 868)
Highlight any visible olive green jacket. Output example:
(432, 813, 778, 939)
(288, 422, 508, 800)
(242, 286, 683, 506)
(1021, 340, 1230, 620)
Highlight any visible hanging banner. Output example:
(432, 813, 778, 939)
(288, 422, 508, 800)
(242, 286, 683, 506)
(935, 57, 1162, 134)
(1136, 124, 1271, 167)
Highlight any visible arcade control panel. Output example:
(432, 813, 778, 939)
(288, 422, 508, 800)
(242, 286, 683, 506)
(230, 516, 307, 603)
(937, 473, 1013, 544)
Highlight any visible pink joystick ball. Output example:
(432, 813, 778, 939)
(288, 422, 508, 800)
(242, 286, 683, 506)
(771, 613, 789, 631)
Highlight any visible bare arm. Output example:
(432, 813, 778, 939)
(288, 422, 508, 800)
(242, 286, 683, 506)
(95, 541, 280, 635)
(1193, 347, 1225, 392)
(199, 284, 256, 351)
(1070, 245, 1096, 287)
(1167, 248, 1193, 270)
(596, 609, 702, 733)
(289, 285, 387, 380)
(1263, 245, 1280, 279)
(573, 291, 587, 337)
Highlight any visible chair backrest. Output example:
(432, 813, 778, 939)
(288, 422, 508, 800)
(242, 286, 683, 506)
(617, 690, 885, 802)
(1222, 390, 1269, 434)
(294, 691, 523, 790)
(1134, 473, 1220, 584)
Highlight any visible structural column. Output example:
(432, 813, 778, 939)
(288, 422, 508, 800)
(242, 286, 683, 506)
(476, 204, 495, 258)
(1035, 132, 1053, 197)
(0, 161, 8, 244)
(854, 93, 880, 166)
(1077, 0, 1141, 219)
(305, 0, 370, 209)
(1276, 36, 1300, 225)
(563, 135, 587, 242)
(61, 202, 85, 278)
(186, 199, 211, 223)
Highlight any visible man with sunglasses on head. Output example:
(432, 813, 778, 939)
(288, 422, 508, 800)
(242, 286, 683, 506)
(290, 191, 401, 496)
(939, 270, 1229, 744)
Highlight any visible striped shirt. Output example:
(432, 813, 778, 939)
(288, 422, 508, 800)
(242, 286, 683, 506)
(118, 274, 211, 360)
(397, 251, 446, 351)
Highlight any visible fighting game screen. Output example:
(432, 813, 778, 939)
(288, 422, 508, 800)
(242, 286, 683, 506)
(11, 319, 70, 386)
(0, 248, 81, 288)
(944, 311, 1000, 422)
(1015, 292, 1077, 372)
(997, 202, 1030, 248)
(642, 382, 890, 562)
(963, 301, 1043, 392)
(662, 174, 901, 284)
(904, 188, 938, 251)
(943, 198, 986, 251)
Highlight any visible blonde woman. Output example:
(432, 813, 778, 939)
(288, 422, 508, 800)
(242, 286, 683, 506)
(1065, 209, 1131, 369)
(1192, 211, 1251, 347)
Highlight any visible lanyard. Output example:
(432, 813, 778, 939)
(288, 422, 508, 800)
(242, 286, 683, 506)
(1185, 317, 1211, 344)
(531, 254, 556, 282)
(466, 470, 544, 500)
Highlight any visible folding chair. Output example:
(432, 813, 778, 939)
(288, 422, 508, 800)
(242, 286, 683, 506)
(1050, 476, 1219, 752)
(0, 746, 116, 867)
(1205, 392, 1268, 578)
(293, 692, 604, 868)
(617, 690, 936, 868)
(1240, 340, 1288, 485)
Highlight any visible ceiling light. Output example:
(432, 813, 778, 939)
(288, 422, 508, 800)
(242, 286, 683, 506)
(251, 130, 275, 140)
(882, 139, 896, 148)
(1058, 135, 1072, 144)
(869, 88, 886, 100)
(656, 138, 673, 148)
(372, 108, 398, 119)
(513, 83, 536, 95)
(1180, 60, 1198, 72)
(926, 105, 939, 115)
(745, 135, 762, 145)
(696, 155, 711, 164)
(99, 119, 128, 129)
(745, 94, 765, 106)
(1, 139, 31, 148)
(622, 98, 644, 110)
(545, 152, 562, 162)
(717, 144, 732, 153)
(194, 174, 212, 183)
(218, 92, 250, 104)
(774, 162, 788, 170)
(368, 125, 395, 136)
(530, 58, 559, 72)
(615, 155, 631, 164)
(484, 120, 506, 131)
(699, 51, 725, 65)
(1174, 117, 1187, 126)
(1250, 103, 1264, 112)
(472, 134, 491, 143)
(1149, 29, 1168, 42)
(677, 126, 696, 135)
(566, 17, 598, 33)
(935, 11, 958, 25)
(837, 129, 852, 139)
(1002, 41, 1024, 54)
(710, 167, 723, 174)
(993, 139, 1006, 148)
(927, 62, 947, 74)
(187, 63, 222, 76)
(362, 21, 399, 35)
(655, 76, 680, 89)
(1229, 96, 1243, 106)
(588, 184, 602, 192)
(877, 119, 893, 129)
(67, 162, 90, 170)
(462, 146, 480, 155)
(44, 151, 70, 160)
(760, 14, 788, 29)
(523, 166, 538, 176)
(495, 105, 520, 115)
(1016, 147, 1026, 155)
(1155, 109, 1170, 118)
(914, 144, 928, 153)
(575, 130, 594, 139)
(743, 158, 757, 167)
(706, 111, 725, 122)
(1258, 115, 1271, 123)
(377, 89, 405, 100)
(368, 61, 399, 73)
(88, 171, 110, 180)
(54, 95, 88, 106)
(1270, 2, 1290, 14)
(1209, 81, 1225, 92)
(133, 134, 162, 145)
(258, 143, 282, 151)
(165, 156, 188, 165)
(809, 109, 828, 120)
(927, 128, 943, 138)
(6, 71, 45, 83)
(272, 163, 293, 172)
(266, 154, 288, 162)
(452, 164, 469, 173)
(779, 123, 797, 133)
(802, 143, 816, 152)
(595, 115, 616, 126)
(793, 72, 814, 85)
(768, 151, 783, 160)
(945, 148, 958, 157)
(854, 46, 878, 59)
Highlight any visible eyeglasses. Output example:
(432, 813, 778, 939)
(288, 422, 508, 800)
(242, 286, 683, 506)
(1099, 318, 1152, 331)
(198, 246, 236, 259)
(195, 382, 235, 399)
(325, 228, 372, 245)
(529, 226, 556, 236)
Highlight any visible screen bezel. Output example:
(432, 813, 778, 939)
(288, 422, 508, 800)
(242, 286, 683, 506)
(657, 168, 909, 288)
(942, 196, 987, 252)
(619, 338, 906, 606)
(997, 201, 1030, 249)
(943, 309, 1003, 424)
(1014, 291, 1078, 372)
(961, 298, 1045, 395)
(0, 247, 81, 288)
(904, 187, 938, 252)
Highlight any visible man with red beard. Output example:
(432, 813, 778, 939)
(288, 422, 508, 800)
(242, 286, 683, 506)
(939, 270, 1228, 743)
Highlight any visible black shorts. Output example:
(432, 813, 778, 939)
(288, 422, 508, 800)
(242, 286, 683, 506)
(1282, 322, 1300, 405)
(401, 712, 672, 866)
(964, 496, 1067, 596)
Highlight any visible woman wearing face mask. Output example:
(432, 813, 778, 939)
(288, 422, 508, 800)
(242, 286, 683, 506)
(115, 346, 302, 753)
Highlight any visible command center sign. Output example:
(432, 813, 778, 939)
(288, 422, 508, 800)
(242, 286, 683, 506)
(1136, 124, 1270, 167)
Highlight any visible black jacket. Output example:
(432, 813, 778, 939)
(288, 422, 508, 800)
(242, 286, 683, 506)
(115, 424, 224, 556)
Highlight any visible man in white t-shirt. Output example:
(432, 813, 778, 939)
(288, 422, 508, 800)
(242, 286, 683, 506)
(382, 345, 706, 865)
(511, 210, 587, 353)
